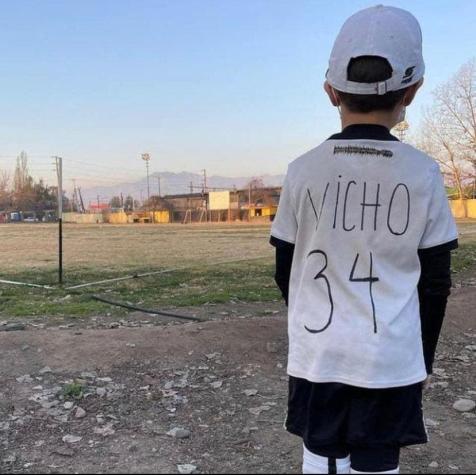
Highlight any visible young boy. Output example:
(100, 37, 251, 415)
(270, 6, 458, 475)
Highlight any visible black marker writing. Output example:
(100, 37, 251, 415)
(387, 183, 410, 236)
(349, 253, 380, 334)
(305, 250, 334, 334)
(360, 182, 381, 232)
(343, 180, 357, 231)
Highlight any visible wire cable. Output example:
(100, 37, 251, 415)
(91, 295, 201, 322)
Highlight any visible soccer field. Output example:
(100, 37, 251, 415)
(0, 223, 277, 318)
(0, 223, 274, 274)
(0, 221, 474, 319)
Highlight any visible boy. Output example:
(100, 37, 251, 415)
(270, 5, 458, 475)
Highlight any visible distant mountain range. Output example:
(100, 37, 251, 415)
(80, 171, 285, 205)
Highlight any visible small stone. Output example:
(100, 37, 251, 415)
(16, 375, 33, 384)
(80, 372, 97, 379)
(52, 447, 75, 457)
(429, 462, 439, 469)
(210, 381, 223, 389)
(453, 399, 476, 413)
(93, 423, 115, 437)
(249, 406, 271, 416)
(167, 427, 191, 439)
(177, 464, 197, 474)
(39, 366, 52, 375)
(126, 343, 136, 348)
(2, 454, 17, 464)
(109, 322, 120, 329)
(244, 389, 258, 397)
(64, 402, 74, 410)
(425, 418, 439, 428)
(266, 342, 279, 354)
(2, 323, 26, 332)
(96, 388, 107, 397)
(75, 407, 87, 419)
(62, 435, 82, 444)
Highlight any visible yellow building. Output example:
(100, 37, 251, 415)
(248, 205, 278, 220)
(449, 199, 476, 219)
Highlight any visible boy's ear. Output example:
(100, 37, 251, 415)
(403, 78, 424, 106)
(324, 81, 341, 107)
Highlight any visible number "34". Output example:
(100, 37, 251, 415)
(305, 250, 379, 335)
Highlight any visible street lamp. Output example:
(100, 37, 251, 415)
(141, 153, 151, 206)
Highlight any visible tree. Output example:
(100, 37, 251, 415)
(13, 151, 33, 193)
(109, 196, 123, 209)
(0, 169, 10, 210)
(393, 120, 410, 142)
(12, 151, 36, 211)
(419, 112, 470, 202)
(417, 59, 476, 210)
(433, 59, 476, 171)
(124, 195, 134, 211)
(245, 177, 276, 206)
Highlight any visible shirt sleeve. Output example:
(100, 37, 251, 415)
(271, 170, 298, 244)
(270, 237, 295, 306)
(419, 166, 459, 250)
(418, 244, 454, 375)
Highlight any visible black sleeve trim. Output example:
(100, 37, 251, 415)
(419, 239, 458, 256)
(270, 235, 295, 248)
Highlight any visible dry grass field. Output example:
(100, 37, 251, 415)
(0, 223, 273, 274)
(0, 221, 475, 319)
(0, 223, 277, 318)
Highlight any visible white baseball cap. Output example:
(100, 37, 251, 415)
(326, 5, 425, 95)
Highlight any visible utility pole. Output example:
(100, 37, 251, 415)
(97, 195, 100, 211)
(71, 179, 77, 212)
(78, 187, 85, 213)
(248, 183, 252, 221)
(202, 169, 207, 193)
(157, 176, 161, 197)
(202, 169, 208, 221)
(54, 156, 63, 285)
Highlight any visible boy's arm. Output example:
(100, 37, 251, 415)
(418, 239, 458, 375)
(270, 236, 295, 306)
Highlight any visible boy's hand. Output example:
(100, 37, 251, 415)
(423, 375, 433, 391)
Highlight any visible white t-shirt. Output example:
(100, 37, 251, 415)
(271, 135, 458, 389)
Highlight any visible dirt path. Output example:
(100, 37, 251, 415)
(0, 288, 475, 474)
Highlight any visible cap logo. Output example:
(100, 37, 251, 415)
(401, 66, 416, 84)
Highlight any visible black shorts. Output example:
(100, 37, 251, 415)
(287, 376, 428, 452)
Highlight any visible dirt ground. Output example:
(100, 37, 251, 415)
(0, 284, 475, 474)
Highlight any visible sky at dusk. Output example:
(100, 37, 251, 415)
(0, 0, 475, 189)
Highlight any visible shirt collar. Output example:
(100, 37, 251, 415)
(327, 124, 399, 142)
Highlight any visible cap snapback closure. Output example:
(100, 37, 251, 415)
(377, 81, 388, 95)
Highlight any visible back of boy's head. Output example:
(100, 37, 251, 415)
(326, 5, 425, 114)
